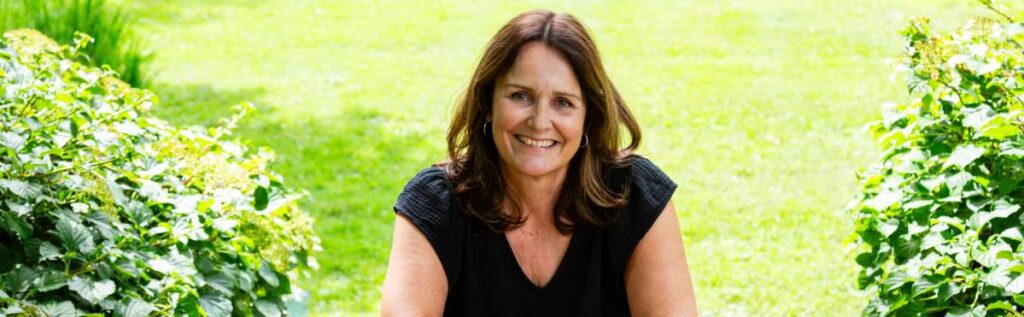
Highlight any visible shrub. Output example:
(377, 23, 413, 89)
(849, 3, 1024, 316)
(0, 30, 318, 316)
(0, 0, 151, 87)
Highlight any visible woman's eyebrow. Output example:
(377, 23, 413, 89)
(502, 82, 582, 102)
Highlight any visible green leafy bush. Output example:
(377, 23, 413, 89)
(0, 0, 151, 87)
(849, 4, 1024, 317)
(0, 30, 319, 316)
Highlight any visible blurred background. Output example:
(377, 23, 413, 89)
(2, 0, 1000, 315)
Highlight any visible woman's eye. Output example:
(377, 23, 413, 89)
(510, 92, 531, 104)
(556, 99, 573, 109)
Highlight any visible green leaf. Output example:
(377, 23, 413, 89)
(922, 231, 946, 250)
(920, 177, 943, 192)
(254, 299, 281, 317)
(204, 272, 234, 295)
(944, 145, 985, 169)
(992, 199, 1020, 218)
(238, 270, 255, 294)
(855, 251, 876, 268)
(33, 270, 67, 292)
(5, 200, 32, 217)
(912, 274, 945, 297)
(968, 212, 995, 231)
(174, 294, 203, 316)
(0, 179, 42, 199)
(879, 218, 900, 237)
(946, 305, 986, 317)
(0, 131, 26, 150)
(986, 300, 1014, 311)
(963, 105, 993, 130)
(3, 304, 24, 315)
(0, 210, 33, 240)
(945, 172, 973, 192)
(979, 115, 1020, 140)
(1000, 139, 1024, 157)
(1006, 275, 1024, 293)
(870, 190, 903, 211)
(36, 301, 76, 317)
(115, 299, 156, 317)
(254, 186, 269, 211)
(5, 266, 36, 294)
(1014, 294, 1024, 306)
(200, 293, 232, 317)
(38, 241, 62, 261)
(939, 282, 963, 302)
(124, 201, 152, 226)
(148, 250, 197, 276)
(55, 218, 94, 254)
(883, 270, 909, 292)
(105, 176, 128, 206)
(966, 197, 992, 212)
(259, 262, 279, 287)
(977, 243, 1012, 268)
(1001, 227, 1024, 242)
(68, 277, 116, 305)
(904, 199, 933, 210)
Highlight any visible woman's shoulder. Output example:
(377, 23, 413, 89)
(394, 165, 455, 218)
(604, 155, 678, 270)
(627, 155, 675, 195)
(400, 165, 451, 197)
(606, 154, 675, 193)
(393, 165, 465, 287)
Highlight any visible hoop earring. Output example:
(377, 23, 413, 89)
(483, 121, 491, 135)
(580, 135, 589, 148)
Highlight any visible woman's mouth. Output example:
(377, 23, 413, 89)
(515, 134, 557, 148)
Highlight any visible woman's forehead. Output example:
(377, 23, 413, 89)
(499, 42, 581, 94)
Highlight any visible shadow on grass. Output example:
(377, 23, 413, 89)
(149, 82, 269, 127)
(150, 82, 441, 312)
(232, 106, 442, 313)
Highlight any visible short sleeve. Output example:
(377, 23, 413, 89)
(393, 166, 464, 287)
(608, 156, 678, 271)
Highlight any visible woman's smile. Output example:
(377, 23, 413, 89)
(514, 134, 558, 149)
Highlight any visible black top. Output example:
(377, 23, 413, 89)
(393, 156, 677, 316)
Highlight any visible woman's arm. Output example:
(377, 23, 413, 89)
(380, 213, 448, 316)
(624, 200, 698, 316)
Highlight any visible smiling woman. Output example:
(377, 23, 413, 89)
(381, 9, 696, 316)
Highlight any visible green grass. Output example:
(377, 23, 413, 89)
(123, 0, 993, 315)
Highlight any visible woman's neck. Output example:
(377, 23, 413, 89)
(501, 166, 567, 223)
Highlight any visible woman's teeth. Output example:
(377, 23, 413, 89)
(516, 135, 556, 148)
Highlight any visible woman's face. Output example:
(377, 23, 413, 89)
(490, 41, 586, 180)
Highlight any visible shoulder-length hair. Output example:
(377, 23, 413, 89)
(445, 9, 641, 233)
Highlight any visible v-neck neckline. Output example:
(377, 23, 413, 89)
(500, 228, 580, 291)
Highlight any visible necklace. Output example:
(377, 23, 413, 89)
(520, 229, 542, 236)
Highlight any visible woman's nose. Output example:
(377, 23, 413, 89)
(527, 98, 554, 130)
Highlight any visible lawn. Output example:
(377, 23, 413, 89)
(122, 0, 989, 315)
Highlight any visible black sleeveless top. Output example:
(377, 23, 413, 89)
(393, 156, 677, 316)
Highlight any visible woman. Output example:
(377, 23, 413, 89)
(382, 9, 696, 316)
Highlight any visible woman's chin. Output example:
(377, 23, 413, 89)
(508, 159, 568, 178)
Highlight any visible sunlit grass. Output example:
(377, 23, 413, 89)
(128, 0, 990, 315)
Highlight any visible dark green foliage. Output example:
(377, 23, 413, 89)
(0, 0, 151, 87)
(0, 30, 318, 316)
(850, 3, 1024, 317)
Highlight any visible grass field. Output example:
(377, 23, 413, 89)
(122, 0, 992, 315)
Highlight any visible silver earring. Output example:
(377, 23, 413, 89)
(580, 135, 589, 148)
(483, 121, 491, 135)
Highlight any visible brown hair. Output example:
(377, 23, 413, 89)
(445, 9, 641, 233)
